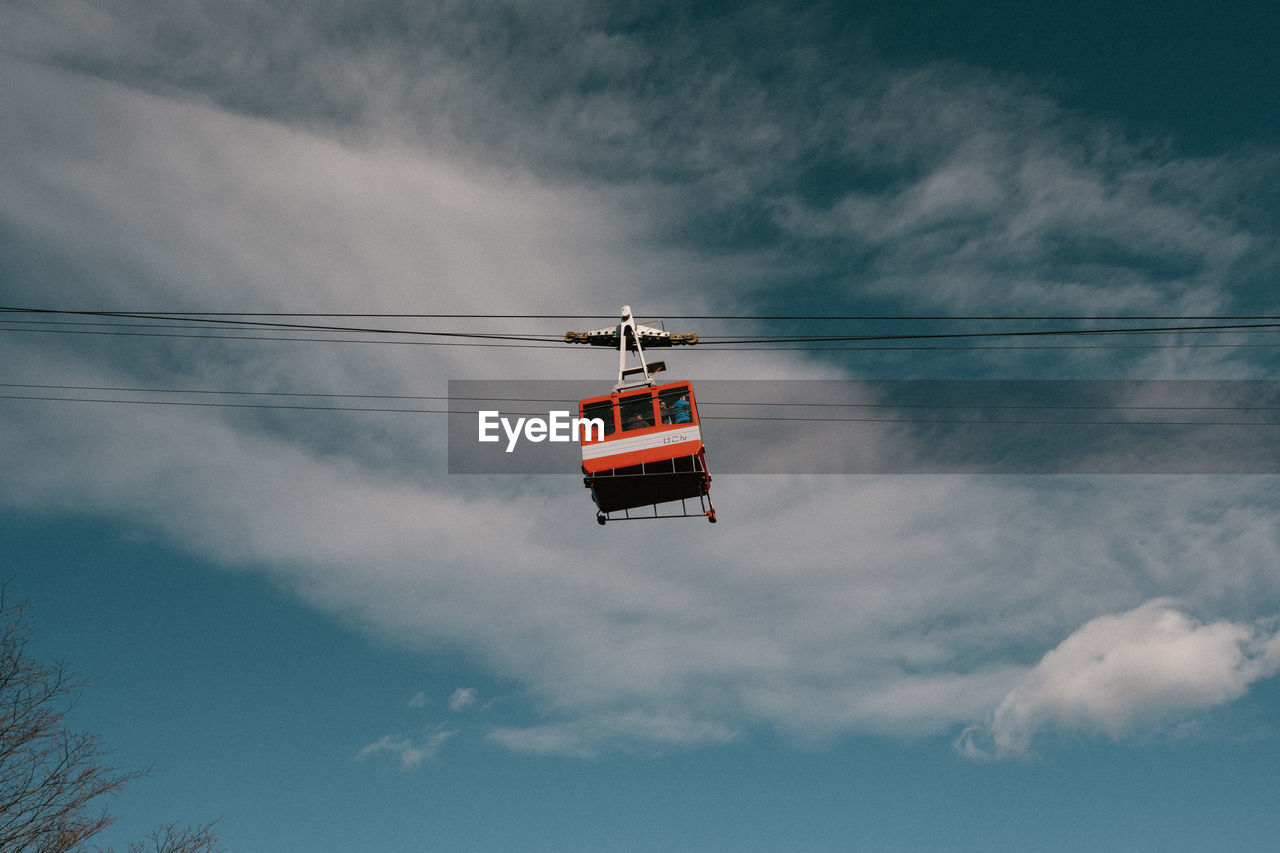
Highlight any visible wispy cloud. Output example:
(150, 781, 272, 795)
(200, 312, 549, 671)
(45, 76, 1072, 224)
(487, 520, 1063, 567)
(488, 709, 741, 759)
(357, 727, 453, 770)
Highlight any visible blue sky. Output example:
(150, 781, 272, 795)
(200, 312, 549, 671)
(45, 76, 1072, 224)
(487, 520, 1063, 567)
(3, 1, 1280, 850)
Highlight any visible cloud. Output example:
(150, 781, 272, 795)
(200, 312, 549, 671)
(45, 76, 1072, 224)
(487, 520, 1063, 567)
(356, 728, 453, 770)
(770, 67, 1277, 323)
(408, 691, 428, 709)
(5, 365, 1280, 756)
(13, 2, 1275, 328)
(3, 0, 1280, 761)
(449, 688, 479, 712)
(488, 709, 741, 759)
(959, 599, 1280, 758)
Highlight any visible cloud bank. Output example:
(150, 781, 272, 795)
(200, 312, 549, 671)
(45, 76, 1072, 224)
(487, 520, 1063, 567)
(3, 0, 1280, 759)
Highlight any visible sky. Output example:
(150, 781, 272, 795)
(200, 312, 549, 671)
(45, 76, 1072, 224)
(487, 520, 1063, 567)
(2, 1, 1280, 850)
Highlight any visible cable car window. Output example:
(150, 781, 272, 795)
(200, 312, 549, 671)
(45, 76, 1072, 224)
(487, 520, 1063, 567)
(619, 393, 656, 431)
(657, 386, 693, 424)
(581, 400, 615, 437)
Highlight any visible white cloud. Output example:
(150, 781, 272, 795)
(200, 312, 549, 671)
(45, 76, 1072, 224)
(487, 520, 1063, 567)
(5, 364, 1280, 756)
(449, 688, 479, 712)
(408, 691, 428, 709)
(959, 599, 1280, 759)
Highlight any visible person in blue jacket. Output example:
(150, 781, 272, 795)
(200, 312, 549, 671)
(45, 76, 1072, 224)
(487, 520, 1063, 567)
(672, 394, 692, 424)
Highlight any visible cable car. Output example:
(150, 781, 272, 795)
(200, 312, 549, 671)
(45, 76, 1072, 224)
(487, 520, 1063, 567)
(565, 306, 716, 524)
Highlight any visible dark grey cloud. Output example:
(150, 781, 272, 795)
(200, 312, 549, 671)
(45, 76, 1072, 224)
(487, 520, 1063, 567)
(9, 1, 1278, 332)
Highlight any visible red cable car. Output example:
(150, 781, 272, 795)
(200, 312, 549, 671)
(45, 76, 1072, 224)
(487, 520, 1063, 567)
(565, 306, 716, 525)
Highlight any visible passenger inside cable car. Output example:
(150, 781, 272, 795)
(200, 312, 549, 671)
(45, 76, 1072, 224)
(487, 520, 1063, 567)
(667, 389, 692, 423)
(619, 392, 656, 430)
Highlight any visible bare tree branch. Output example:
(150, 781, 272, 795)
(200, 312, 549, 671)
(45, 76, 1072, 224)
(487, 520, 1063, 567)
(0, 589, 221, 853)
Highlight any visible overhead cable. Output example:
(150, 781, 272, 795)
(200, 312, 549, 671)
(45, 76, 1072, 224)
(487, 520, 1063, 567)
(5, 385, 1280, 426)
(5, 306, 1280, 348)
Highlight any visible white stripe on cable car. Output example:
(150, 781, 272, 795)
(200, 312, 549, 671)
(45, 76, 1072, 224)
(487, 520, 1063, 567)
(581, 425, 702, 461)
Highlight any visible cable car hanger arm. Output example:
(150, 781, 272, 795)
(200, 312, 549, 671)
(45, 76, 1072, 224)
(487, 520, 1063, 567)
(564, 305, 698, 390)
